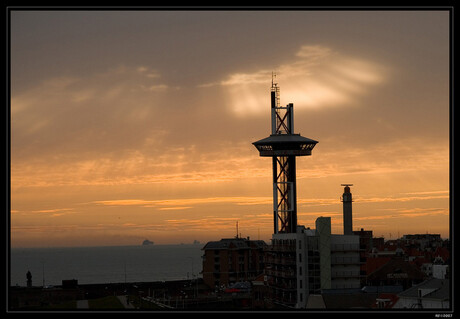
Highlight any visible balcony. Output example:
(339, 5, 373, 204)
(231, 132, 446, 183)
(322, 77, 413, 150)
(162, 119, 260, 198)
(265, 268, 296, 279)
(271, 290, 297, 307)
(270, 244, 296, 252)
(265, 256, 296, 265)
(268, 282, 297, 291)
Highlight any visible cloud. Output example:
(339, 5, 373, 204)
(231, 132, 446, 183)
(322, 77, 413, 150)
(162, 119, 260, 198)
(11, 45, 443, 193)
(11, 65, 173, 163)
(397, 208, 448, 218)
(34, 208, 76, 217)
(298, 211, 342, 218)
(12, 208, 77, 218)
(92, 196, 274, 210)
(90, 188, 449, 213)
(157, 207, 193, 211)
(215, 44, 387, 116)
(11, 224, 81, 233)
(353, 207, 448, 222)
(11, 131, 448, 191)
(295, 45, 333, 59)
(401, 190, 449, 196)
(297, 137, 449, 180)
(356, 194, 449, 204)
(10, 141, 268, 188)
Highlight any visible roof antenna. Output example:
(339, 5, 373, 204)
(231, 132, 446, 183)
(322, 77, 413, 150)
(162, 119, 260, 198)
(236, 221, 239, 239)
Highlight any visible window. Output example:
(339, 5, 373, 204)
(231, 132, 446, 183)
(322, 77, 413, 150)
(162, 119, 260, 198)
(299, 253, 302, 262)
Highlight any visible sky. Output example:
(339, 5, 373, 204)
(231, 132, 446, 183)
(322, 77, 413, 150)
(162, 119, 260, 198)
(9, 9, 451, 248)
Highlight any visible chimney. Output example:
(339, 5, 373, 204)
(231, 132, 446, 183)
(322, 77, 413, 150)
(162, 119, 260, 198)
(341, 184, 353, 235)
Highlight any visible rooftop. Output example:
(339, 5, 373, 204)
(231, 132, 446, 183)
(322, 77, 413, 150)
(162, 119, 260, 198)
(308, 293, 379, 309)
(398, 278, 450, 300)
(202, 238, 267, 250)
(366, 257, 426, 281)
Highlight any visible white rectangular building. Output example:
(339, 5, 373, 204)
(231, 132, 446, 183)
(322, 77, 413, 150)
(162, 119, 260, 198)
(330, 234, 361, 289)
(266, 217, 361, 309)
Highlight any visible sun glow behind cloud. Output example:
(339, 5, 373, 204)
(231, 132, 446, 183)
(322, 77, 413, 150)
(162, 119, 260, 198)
(219, 45, 387, 116)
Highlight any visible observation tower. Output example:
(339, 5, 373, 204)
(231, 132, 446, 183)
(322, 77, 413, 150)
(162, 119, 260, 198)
(253, 76, 318, 234)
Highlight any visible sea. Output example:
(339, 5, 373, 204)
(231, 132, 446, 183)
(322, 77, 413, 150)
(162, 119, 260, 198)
(9, 244, 204, 287)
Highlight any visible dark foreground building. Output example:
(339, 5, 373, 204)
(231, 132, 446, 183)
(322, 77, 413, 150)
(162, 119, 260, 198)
(201, 237, 267, 290)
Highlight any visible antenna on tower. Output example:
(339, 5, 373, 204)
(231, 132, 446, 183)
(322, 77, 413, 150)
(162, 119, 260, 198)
(236, 221, 239, 239)
(272, 71, 277, 87)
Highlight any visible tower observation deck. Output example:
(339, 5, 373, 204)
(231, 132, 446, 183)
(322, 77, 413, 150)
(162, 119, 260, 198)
(253, 77, 318, 234)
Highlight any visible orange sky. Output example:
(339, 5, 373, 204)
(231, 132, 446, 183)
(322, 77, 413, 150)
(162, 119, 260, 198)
(9, 10, 451, 247)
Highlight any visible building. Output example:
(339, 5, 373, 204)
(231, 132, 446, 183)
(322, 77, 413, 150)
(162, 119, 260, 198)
(9, 281, 84, 309)
(263, 223, 327, 308)
(201, 237, 267, 290)
(401, 234, 443, 251)
(393, 278, 450, 309)
(330, 234, 362, 289)
(353, 228, 374, 252)
(264, 217, 361, 309)
(306, 292, 378, 309)
(251, 273, 270, 309)
(264, 231, 298, 308)
(432, 264, 449, 279)
(372, 293, 400, 309)
(353, 228, 374, 285)
(365, 257, 426, 290)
